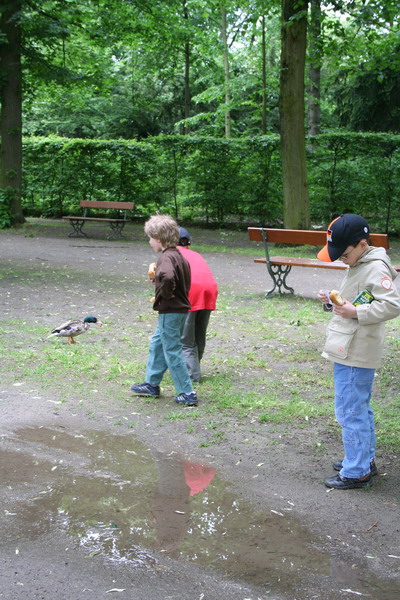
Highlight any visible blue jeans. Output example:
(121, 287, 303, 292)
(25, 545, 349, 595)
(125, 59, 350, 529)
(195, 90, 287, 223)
(146, 313, 193, 395)
(334, 363, 376, 479)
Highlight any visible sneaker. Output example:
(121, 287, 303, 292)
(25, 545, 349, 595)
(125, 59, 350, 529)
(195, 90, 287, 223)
(332, 459, 378, 476)
(324, 473, 373, 490)
(130, 382, 160, 397)
(175, 392, 198, 407)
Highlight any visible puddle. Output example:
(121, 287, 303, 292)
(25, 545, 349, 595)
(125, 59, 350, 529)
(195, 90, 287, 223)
(1, 427, 399, 599)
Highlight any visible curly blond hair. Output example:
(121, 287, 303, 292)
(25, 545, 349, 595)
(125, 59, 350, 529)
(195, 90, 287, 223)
(144, 215, 179, 248)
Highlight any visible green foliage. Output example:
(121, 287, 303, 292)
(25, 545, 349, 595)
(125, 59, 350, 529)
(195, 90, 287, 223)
(320, 1, 400, 132)
(21, 132, 400, 231)
(22, 134, 283, 223)
(0, 188, 12, 229)
(308, 132, 400, 232)
(23, 137, 158, 217)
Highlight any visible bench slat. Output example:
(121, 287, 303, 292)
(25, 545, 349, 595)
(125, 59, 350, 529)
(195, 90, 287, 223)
(62, 216, 125, 222)
(254, 257, 400, 271)
(80, 200, 134, 210)
(254, 257, 347, 269)
(248, 227, 389, 249)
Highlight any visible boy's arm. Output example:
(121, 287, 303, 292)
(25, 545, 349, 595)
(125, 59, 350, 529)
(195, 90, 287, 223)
(356, 267, 400, 324)
(156, 257, 176, 299)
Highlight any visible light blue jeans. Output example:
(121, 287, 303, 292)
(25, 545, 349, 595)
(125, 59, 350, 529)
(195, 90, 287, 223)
(334, 363, 376, 479)
(146, 313, 193, 395)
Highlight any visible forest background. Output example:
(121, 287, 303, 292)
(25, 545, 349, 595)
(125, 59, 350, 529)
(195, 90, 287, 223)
(0, 0, 399, 232)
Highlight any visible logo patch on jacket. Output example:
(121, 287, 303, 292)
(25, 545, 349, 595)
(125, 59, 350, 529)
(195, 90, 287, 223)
(381, 277, 393, 290)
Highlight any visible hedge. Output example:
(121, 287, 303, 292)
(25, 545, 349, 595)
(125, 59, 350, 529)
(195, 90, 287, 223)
(13, 132, 400, 232)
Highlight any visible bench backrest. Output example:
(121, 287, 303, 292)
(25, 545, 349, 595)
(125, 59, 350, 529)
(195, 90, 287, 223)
(248, 227, 389, 249)
(80, 200, 134, 211)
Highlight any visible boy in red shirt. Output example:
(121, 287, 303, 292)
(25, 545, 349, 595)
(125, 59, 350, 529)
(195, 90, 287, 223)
(177, 227, 218, 382)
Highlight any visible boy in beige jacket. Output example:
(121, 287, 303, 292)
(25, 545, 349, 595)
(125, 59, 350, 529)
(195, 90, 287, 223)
(317, 214, 400, 489)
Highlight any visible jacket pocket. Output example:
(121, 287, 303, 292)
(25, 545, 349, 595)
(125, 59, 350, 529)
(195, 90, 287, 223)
(324, 319, 359, 360)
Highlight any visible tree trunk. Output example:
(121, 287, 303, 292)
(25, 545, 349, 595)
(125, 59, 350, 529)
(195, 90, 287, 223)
(308, 0, 322, 138)
(279, 0, 310, 229)
(220, 7, 231, 139)
(261, 15, 267, 134)
(0, 0, 24, 225)
(183, 0, 190, 135)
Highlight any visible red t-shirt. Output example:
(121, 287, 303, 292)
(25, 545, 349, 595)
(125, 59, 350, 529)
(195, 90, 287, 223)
(177, 247, 218, 311)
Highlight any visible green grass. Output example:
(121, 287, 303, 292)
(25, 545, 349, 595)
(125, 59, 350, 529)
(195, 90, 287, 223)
(1, 228, 400, 454)
(2, 305, 398, 455)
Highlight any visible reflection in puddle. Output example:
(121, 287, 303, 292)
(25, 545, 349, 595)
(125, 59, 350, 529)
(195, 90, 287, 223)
(1, 427, 399, 599)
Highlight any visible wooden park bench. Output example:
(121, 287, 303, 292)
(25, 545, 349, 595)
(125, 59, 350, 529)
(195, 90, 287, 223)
(248, 227, 400, 297)
(63, 200, 134, 239)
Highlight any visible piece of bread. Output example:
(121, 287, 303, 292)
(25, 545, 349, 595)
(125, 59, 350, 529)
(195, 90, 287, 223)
(329, 289, 345, 306)
(148, 262, 156, 281)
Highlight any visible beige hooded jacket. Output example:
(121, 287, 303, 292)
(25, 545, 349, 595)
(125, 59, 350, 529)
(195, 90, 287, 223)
(322, 246, 400, 369)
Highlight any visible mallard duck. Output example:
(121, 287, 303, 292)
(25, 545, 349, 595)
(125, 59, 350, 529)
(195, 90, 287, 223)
(48, 316, 102, 344)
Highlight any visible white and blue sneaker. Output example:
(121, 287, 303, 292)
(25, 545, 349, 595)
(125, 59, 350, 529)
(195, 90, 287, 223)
(175, 392, 198, 407)
(131, 382, 160, 397)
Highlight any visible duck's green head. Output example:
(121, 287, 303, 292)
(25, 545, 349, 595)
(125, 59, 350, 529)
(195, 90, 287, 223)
(83, 316, 101, 324)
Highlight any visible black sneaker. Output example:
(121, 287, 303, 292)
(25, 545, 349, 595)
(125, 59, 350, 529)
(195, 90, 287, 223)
(332, 459, 378, 476)
(130, 382, 160, 397)
(324, 473, 373, 490)
(175, 392, 198, 407)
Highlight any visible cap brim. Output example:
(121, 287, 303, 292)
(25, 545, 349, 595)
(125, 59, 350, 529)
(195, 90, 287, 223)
(317, 245, 332, 262)
(317, 244, 344, 262)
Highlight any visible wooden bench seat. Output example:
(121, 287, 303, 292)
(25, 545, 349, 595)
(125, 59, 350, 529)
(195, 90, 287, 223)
(63, 200, 134, 239)
(248, 227, 400, 297)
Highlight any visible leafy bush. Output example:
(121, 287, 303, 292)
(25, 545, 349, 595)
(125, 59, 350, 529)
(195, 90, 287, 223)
(20, 132, 400, 232)
(0, 189, 13, 228)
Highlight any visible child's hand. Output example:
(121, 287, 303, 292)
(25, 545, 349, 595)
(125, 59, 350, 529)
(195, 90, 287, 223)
(333, 299, 357, 319)
(318, 289, 329, 304)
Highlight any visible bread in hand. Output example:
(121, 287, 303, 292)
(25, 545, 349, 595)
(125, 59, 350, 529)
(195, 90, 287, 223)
(329, 289, 345, 306)
(148, 262, 157, 281)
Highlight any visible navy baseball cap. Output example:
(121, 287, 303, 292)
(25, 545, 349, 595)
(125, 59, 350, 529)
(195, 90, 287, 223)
(317, 214, 370, 262)
(178, 227, 191, 245)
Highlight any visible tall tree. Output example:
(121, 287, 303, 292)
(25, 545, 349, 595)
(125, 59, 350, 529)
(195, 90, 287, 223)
(183, 0, 191, 134)
(260, 14, 268, 134)
(0, 0, 24, 225)
(279, 0, 310, 228)
(307, 0, 322, 137)
(220, 4, 232, 138)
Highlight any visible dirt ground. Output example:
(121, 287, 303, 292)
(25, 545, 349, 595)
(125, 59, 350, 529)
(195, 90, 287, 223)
(0, 219, 399, 600)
